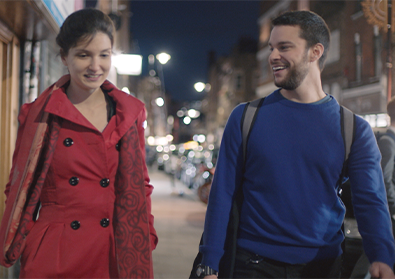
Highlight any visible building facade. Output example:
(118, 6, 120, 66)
(202, 37, 258, 146)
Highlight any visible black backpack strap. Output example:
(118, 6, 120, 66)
(338, 106, 355, 194)
(242, 98, 265, 164)
(341, 106, 355, 163)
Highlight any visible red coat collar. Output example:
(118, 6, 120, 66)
(43, 75, 145, 147)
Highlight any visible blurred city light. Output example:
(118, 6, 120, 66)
(166, 134, 174, 142)
(188, 109, 200, 118)
(194, 82, 206, 92)
(155, 97, 165, 107)
(183, 116, 192, 125)
(148, 54, 155, 65)
(112, 54, 142, 75)
(167, 115, 174, 125)
(156, 52, 171, 65)
(156, 145, 164, 152)
(177, 110, 185, 117)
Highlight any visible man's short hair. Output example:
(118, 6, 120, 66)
(387, 97, 395, 121)
(272, 10, 330, 71)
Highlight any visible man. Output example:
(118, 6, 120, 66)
(198, 10, 395, 279)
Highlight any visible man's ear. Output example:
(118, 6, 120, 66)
(310, 43, 324, 63)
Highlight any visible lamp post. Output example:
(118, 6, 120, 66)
(149, 52, 171, 136)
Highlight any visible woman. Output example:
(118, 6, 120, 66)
(0, 8, 157, 278)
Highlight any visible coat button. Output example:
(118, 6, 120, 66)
(100, 218, 110, 227)
(71, 220, 80, 230)
(115, 143, 120, 151)
(100, 178, 110, 187)
(69, 177, 79, 186)
(63, 138, 74, 147)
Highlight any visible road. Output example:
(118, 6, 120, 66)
(149, 168, 207, 279)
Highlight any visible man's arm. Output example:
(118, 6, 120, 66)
(199, 104, 245, 272)
(348, 118, 395, 267)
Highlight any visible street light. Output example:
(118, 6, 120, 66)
(156, 53, 171, 65)
(149, 52, 171, 136)
(194, 82, 206, 92)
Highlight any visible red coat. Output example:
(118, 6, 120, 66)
(0, 75, 157, 278)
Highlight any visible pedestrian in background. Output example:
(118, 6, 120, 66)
(0, 8, 157, 278)
(378, 98, 395, 234)
(196, 10, 395, 279)
(350, 97, 395, 278)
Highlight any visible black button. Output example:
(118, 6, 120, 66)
(100, 218, 110, 227)
(69, 177, 79, 186)
(100, 178, 110, 187)
(63, 138, 74, 147)
(115, 143, 120, 151)
(71, 220, 80, 230)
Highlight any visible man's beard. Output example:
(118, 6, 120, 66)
(274, 52, 309, 90)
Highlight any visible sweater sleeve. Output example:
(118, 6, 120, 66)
(199, 104, 245, 271)
(348, 117, 395, 267)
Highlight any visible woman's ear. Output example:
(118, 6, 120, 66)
(60, 49, 68, 66)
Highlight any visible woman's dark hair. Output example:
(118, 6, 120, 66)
(272, 10, 330, 71)
(56, 8, 115, 57)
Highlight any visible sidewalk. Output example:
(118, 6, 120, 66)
(149, 168, 207, 279)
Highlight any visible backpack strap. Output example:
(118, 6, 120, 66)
(338, 105, 355, 198)
(242, 98, 265, 164)
(340, 106, 355, 163)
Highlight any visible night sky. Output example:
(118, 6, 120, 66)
(129, 1, 260, 101)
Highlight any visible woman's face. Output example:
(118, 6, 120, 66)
(61, 32, 112, 94)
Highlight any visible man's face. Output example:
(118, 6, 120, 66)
(268, 25, 310, 90)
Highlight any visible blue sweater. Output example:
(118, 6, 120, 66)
(200, 90, 395, 270)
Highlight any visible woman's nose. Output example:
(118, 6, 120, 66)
(89, 57, 100, 71)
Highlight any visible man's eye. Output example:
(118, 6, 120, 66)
(78, 54, 87, 58)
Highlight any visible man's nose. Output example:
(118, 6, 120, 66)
(268, 48, 280, 63)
